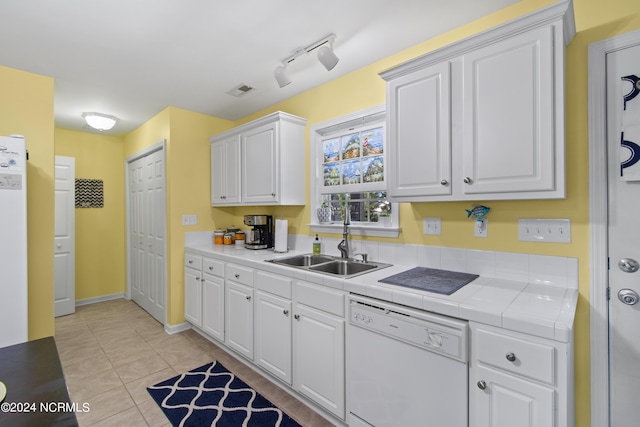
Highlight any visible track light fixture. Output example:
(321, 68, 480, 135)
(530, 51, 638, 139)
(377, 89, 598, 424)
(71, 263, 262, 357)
(274, 34, 339, 88)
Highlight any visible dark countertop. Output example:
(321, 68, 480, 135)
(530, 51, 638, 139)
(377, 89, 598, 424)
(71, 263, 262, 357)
(0, 336, 78, 427)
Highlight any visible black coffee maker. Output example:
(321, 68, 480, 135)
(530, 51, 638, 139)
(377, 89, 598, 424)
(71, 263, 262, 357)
(243, 215, 274, 250)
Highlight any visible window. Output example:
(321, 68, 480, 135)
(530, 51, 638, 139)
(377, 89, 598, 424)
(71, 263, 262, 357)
(310, 105, 400, 238)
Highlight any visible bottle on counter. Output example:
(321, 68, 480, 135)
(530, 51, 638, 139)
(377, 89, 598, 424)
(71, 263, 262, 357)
(313, 234, 321, 255)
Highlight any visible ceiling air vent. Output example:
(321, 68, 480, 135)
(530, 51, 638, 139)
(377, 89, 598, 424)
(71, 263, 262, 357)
(226, 83, 255, 97)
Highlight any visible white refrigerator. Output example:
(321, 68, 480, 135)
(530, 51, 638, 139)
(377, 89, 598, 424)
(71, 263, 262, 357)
(0, 135, 28, 348)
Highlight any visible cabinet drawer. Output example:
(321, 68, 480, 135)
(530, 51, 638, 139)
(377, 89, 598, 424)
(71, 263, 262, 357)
(184, 253, 202, 270)
(476, 328, 555, 385)
(295, 281, 344, 317)
(203, 257, 225, 278)
(256, 271, 291, 299)
(226, 263, 254, 286)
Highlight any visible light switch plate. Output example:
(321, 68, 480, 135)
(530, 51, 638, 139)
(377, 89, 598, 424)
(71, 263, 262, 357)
(518, 218, 571, 243)
(182, 214, 198, 226)
(423, 218, 441, 235)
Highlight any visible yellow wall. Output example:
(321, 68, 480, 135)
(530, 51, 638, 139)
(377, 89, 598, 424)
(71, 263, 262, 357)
(54, 128, 126, 300)
(124, 107, 233, 325)
(0, 66, 55, 340)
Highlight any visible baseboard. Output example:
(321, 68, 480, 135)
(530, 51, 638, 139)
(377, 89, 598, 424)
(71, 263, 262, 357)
(75, 293, 126, 307)
(165, 322, 191, 335)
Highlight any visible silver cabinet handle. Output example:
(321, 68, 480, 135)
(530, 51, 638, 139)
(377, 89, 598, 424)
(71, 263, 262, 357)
(188, 260, 193, 264)
(246, 295, 251, 301)
(440, 179, 448, 186)
(195, 277, 200, 281)
(271, 193, 276, 197)
(464, 177, 472, 184)
(294, 314, 300, 321)
(208, 266, 213, 271)
(506, 352, 516, 362)
(283, 310, 289, 316)
(477, 380, 487, 390)
(235, 274, 240, 279)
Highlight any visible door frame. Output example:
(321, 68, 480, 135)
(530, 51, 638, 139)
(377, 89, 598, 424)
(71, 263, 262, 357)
(588, 28, 640, 427)
(124, 140, 167, 320)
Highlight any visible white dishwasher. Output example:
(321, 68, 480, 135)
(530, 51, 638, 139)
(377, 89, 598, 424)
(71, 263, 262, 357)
(347, 294, 469, 427)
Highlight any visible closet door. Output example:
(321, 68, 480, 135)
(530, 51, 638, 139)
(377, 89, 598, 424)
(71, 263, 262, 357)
(128, 145, 167, 324)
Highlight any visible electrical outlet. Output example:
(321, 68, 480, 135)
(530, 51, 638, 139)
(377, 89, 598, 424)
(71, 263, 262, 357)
(518, 219, 571, 243)
(182, 214, 198, 226)
(423, 218, 441, 235)
(474, 218, 488, 238)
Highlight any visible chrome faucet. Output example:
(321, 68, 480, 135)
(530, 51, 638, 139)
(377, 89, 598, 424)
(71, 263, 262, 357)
(338, 204, 350, 259)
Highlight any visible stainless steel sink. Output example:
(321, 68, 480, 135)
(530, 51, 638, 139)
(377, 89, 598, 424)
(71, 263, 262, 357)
(271, 254, 334, 267)
(309, 260, 378, 275)
(267, 254, 391, 278)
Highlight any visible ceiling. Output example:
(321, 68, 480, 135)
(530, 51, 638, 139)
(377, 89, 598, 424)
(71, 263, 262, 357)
(0, 0, 519, 136)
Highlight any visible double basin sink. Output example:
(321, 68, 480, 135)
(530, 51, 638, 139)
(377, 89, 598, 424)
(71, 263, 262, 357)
(267, 253, 392, 279)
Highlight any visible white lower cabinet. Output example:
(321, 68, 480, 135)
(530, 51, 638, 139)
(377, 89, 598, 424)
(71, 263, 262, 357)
(473, 365, 555, 427)
(293, 280, 345, 420)
(255, 290, 292, 384)
(184, 253, 203, 327)
(225, 279, 254, 360)
(470, 322, 573, 427)
(202, 274, 224, 342)
(184, 254, 348, 423)
(254, 271, 293, 385)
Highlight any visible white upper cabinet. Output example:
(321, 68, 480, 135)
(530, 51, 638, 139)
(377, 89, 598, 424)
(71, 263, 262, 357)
(210, 111, 308, 206)
(462, 26, 555, 196)
(381, 0, 575, 202)
(211, 135, 241, 205)
(387, 61, 452, 198)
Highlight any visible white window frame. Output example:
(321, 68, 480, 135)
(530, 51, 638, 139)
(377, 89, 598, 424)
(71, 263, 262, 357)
(309, 104, 400, 238)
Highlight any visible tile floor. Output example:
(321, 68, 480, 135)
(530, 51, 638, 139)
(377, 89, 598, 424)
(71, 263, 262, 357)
(55, 298, 334, 426)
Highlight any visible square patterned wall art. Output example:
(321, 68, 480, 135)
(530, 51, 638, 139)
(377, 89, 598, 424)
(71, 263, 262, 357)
(75, 178, 104, 208)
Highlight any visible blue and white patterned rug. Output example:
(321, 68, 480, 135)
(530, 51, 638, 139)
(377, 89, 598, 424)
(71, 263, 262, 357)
(147, 361, 302, 427)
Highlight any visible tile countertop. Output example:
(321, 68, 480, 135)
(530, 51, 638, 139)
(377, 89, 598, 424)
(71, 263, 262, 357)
(184, 242, 578, 343)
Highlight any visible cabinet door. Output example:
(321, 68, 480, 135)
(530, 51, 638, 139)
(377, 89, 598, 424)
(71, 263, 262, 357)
(202, 274, 224, 342)
(242, 122, 278, 204)
(462, 26, 556, 195)
(471, 365, 555, 427)
(184, 267, 202, 327)
(293, 303, 345, 419)
(255, 290, 292, 385)
(387, 61, 452, 198)
(211, 136, 241, 205)
(225, 280, 254, 360)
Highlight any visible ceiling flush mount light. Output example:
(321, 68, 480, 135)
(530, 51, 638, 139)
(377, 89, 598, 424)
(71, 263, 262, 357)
(82, 112, 118, 131)
(274, 34, 339, 88)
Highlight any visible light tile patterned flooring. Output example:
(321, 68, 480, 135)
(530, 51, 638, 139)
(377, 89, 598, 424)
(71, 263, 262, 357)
(55, 299, 334, 426)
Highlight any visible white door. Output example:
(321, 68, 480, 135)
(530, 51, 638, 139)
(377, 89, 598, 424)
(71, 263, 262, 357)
(127, 144, 166, 324)
(606, 40, 640, 426)
(54, 156, 75, 317)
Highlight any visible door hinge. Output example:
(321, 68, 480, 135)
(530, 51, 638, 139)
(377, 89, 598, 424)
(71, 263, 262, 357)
(607, 287, 611, 300)
(607, 257, 610, 270)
